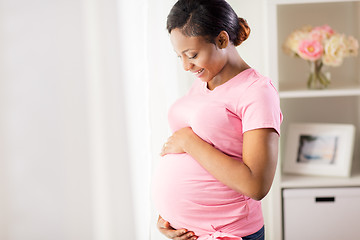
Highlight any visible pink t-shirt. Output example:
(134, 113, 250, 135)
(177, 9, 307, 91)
(152, 68, 282, 239)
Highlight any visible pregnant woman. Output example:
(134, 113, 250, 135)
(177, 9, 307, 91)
(152, 0, 283, 239)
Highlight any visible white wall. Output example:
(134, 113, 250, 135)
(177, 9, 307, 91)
(228, 0, 268, 73)
(0, 0, 135, 239)
(0, 0, 93, 239)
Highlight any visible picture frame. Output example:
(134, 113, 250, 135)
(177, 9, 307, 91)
(283, 123, 355, 177)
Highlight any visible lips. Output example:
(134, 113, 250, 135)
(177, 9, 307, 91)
(193, 68, 204, 77)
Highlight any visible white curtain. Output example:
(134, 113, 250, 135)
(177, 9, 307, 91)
(86, 0, 192, 239)
(0, 0, 184, 239)
(117, 0, 193, 239)
(84, 0, 186, 238)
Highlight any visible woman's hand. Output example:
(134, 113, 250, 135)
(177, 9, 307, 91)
(157, 215, 198, 240)
(160, 127, 194, 156)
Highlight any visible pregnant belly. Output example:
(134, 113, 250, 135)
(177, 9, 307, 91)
(151, 153, 249, 235)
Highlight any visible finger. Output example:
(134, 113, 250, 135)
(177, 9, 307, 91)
(160, 226, 196, 240)
(160, 142, 169, 156)
(173, 231, 197, 240)
(157, 216, 190, 239)
(157, 215, 171, 229)
(157, 216, 178, 235)
(159, 223, 187, 238)
(160, 147, 166, 156)
(157, 216, 198, 240)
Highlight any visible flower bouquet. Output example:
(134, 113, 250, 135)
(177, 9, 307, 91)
(283, 25, 359, 89)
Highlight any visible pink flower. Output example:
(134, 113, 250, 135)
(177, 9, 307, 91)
(283, 26, 312, 56)
(283, 24, 359, 67)
(313, 25, 335, 37)
(310, 25, 334, 44)
(298, 39, 324, 61)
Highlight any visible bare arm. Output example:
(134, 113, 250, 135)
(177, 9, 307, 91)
(161, 127, 279, 200)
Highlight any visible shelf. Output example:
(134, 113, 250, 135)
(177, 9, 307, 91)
(270, 0, 360, 5)
(276, 1, 360, 99)
(281, 172, 360, 188)
(266, 0, 360, 238)
(279, 85, 360, 98)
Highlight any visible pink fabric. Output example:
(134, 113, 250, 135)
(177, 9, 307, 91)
(197, 227, 243, 240)
(152, 69, 282, 239)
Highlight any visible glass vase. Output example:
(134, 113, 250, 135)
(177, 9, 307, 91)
(307, 60, 330, 89)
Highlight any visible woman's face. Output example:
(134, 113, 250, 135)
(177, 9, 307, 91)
(170, 28, 227, 85)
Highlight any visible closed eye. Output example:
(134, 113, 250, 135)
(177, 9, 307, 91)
(189, 53, 198, 59)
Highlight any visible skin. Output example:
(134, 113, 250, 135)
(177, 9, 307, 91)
(157, 215, 197, 240)
(157, 28, 280, 240)
(170, 28, 249, 90)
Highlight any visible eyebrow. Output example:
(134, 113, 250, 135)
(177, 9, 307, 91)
(173, 48, 195, 56)
(182, 49, 194, 54)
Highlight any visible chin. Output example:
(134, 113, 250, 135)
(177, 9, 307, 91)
(198, 75, 212, 83)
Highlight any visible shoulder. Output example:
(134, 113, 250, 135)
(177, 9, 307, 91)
(244, 69, 276, 92)
(233, 68, 279, 101)
(233, 69, 281, 112)
(235, 69, 283, 134)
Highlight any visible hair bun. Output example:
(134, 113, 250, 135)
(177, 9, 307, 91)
(235, 18, 251, 46)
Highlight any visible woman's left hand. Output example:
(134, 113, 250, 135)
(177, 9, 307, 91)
(160, 127, 194, 156)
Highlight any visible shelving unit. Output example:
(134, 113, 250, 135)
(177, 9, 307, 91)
(279, 85, 360, 98)
(266, 0, 360, 239)
(281, 173, 360, 188)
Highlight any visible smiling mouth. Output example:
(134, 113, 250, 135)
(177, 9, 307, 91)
(194, 68, 204, 75)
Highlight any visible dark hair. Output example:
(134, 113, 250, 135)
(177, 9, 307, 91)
(167, 0, 250, 46)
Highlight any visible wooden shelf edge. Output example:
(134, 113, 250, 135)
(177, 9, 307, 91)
(270, 0, 360, 5)
(279, 87, 360, 99)
(281, 172, 360, 188)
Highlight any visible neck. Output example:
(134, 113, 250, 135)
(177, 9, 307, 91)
(208, 47, 250, 90)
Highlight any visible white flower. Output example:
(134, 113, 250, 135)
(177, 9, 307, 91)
(322, 34, 347, 67)
(345, 36, 359, 57)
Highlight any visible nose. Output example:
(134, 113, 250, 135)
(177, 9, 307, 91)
(182, 58, 194, 71)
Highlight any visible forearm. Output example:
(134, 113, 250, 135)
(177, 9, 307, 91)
(183, 129, 278, 200)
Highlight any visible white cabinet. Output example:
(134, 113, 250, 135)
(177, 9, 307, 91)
(266, 0, 360, 239)
(283, 187, 360, 240)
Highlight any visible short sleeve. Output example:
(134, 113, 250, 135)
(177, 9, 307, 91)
(236, 78, 283, 135)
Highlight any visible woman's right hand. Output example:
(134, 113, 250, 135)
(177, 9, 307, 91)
(157, 215, 198, 240)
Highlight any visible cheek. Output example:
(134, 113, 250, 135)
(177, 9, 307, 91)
(198, 52, 220, 70)
(195, 48, 225, 79)
(203, 55, 225, 74)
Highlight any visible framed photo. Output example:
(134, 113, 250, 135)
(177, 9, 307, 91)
(283, 123, 355, 177)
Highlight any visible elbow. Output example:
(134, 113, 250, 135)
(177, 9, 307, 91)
(250, 192, 268, 201)
(237, 184, 271, 201)
(246, 190, 267, 201)
(246, 176, 275, 200)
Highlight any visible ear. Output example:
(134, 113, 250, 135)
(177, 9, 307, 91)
(216, 31, 229, 49)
